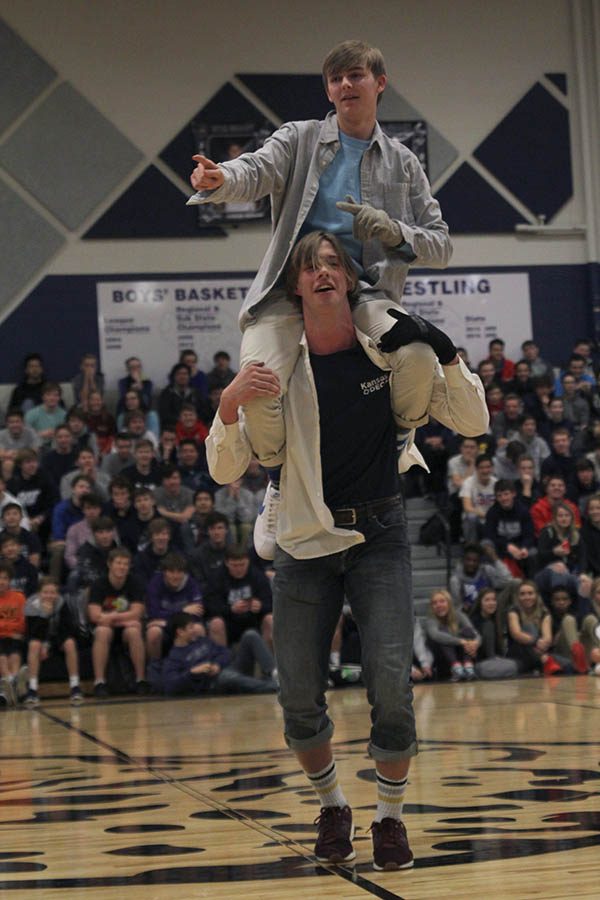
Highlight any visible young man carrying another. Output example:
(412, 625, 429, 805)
(206, 232, 487, 870)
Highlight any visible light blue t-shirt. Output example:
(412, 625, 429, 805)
(300, 131, 369, 272)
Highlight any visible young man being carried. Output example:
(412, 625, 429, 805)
(189, 40, 452, 558)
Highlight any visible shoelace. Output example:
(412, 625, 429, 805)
(314, 807, 345, 841)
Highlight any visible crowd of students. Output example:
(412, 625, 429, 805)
(409, 336, 600, 681)
(0, 349, 280, 708)
(2, 334, 600, 706)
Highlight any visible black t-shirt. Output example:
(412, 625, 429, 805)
(310, 345, 399, 509)
(88, 574, 144, 614)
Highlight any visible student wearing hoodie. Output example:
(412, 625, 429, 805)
(145, 553, 205, 660)
(160, 612, 277, 696)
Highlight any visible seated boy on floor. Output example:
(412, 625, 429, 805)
(23, 576, 85, 707)
(159, 612, 277, 696)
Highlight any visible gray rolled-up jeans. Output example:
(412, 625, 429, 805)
(272, 497, 418, 761)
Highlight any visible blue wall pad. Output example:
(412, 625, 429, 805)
(0, 179, 64, 309)
(0, 264, 589, 384)
(0, 82, 142, 230)
(473, 82, 572, 221)
(0, 20, 56, 133)
(83, 166, 225, 239)
(237, 74, 330, 122)
(545, 73, 567, 95)
(434, 162, 527, 234)
(160, 82, 277, 184)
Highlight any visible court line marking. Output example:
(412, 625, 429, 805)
(38, 708, 405, 900)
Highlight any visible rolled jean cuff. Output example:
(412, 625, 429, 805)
(284, 719, 334, 753)
(368, 738, 419, 762)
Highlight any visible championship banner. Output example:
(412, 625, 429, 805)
(402, 272, 531, 366)
(97, 278, 251, 391)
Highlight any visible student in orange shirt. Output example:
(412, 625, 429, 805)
(0, 561, 27, 707)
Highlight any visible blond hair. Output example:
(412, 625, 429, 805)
(429, 588, 460, 634)
(285, 231, 359, 305)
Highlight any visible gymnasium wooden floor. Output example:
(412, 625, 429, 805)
(0, 676, 599, 899)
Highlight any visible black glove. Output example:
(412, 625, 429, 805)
(379, 309, 457, 365)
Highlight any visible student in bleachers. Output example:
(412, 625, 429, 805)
(103, 477, 137, 550)
(485, 338, 515, 383)
(85, 390, 116, 456)
(560, 373, 591, 433)
(87, 547, 147, 698)
(25, 382, 67, 450)
(530, 475, 581, 538)
(153, 465, 195, 527)
(581, 576, 600, 675)
(157, 426, 178, 467)
(505, 359, 534, 398)
(101, 433, 134, 480)
(72, 517, 119, 590)
(580, 494, 600, 576)
(425, 588, 480, 681)
(0, 409, 40, 475)
(537, 502, 584, 574)
(123, 410, 159, 450)
(9, 353, 47, 414)
(64, 493, 104, 571)
(446, 436, 477, 541)
(0, 533, 39, 598)
(117, 389, 160, 438)
(459, 453, 497, 543)
(175, 403, 209, 447)
(206, 350, 237, 393)
(71, 353, 105, 410)
(117, 357, 154, 412)
(177, 439, 212, 493)
(145, 552, 205, 660)
(179, 349, 208, 397)
(129, 487, 160, 553)
(158, 363, 208, 429)
(8, 449, 56, 542)
(483, 479, 536, 577)
(523, 374, 554, 425)
(513, 455, 542, 510)
(203, 544, 273, 649)
(0, 562, 26, 707)
(538, 397, 575, 444)
(506, 580, 559, 675)
(48, 474, 93, 582)
(547, 585, 589, 674)
(181, 489, 215, 554)
(121, 439, 163, 491)
(214, 477, 257, 548)
(468, 587, 506, 661)
(491, 394, 522, 444)
(540, 427, 578, 493)
(132, 517, 176, 588)
(59, 447, 111, 502)
(521, 340, 553, 379)
(449, 542, 513, 614)
(66, 406, 100, 459)
(573, 458, 599, 514)
(23, 577, 84, 707)
(516, 415, 550, 478)
(1, 502, 40, 566)
(41, 425, 78, 490)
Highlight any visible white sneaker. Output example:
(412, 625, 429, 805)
(593, 663, 600, 677)
(254, 483, 281, 560)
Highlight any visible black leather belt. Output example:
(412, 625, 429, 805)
(332, 494, 402, 527)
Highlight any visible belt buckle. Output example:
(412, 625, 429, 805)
(337, 507, 357, 526)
